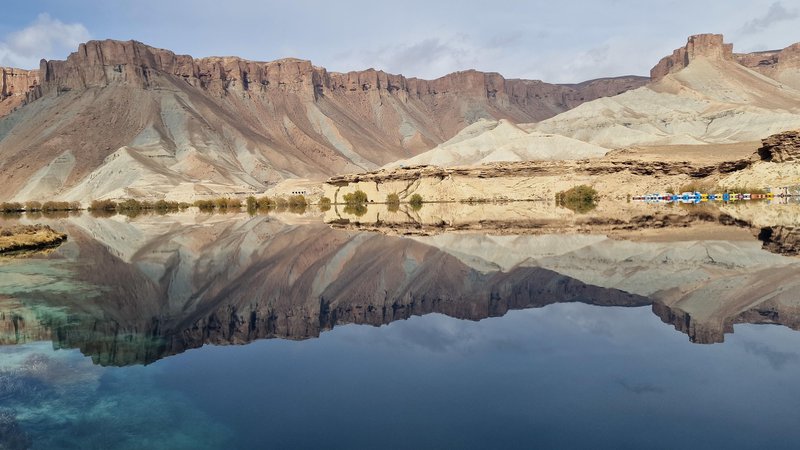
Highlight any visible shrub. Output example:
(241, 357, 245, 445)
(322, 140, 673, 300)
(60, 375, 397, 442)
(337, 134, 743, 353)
(154, 200, 181, 211)
(289, 204, 307, 214)
(386, 193, 400, 205)
(409, 194, 423, 211)
(343, 203, 368, 217)
(246, 196, 258, 211)
(25, 201, 42, 212)
(89, 199, 117, 211)
(275, 197, 288, 208)
(215, 197, 230, 209)
(116, 199, 142, 211)
(41, 201, 77, 211)
(288, 195, 307, 207)
(0, 202, 23, 212)
(318, 197, 332, 212)
(343, 190, 368, 205)
(194, 200, 216, 210)
(256, 196, 274, 209)
(555, 185, 598, 214)
(89, 208, 117, 218)
(42, 202, 72, 212)
(678, 180, 715, 193)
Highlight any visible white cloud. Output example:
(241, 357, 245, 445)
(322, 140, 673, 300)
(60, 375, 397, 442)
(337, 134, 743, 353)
(0, 13, 90, 69)
(740, 2, 799, 35)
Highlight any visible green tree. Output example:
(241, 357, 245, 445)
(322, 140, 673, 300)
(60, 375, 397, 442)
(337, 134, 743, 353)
(409, 194, 423, 211)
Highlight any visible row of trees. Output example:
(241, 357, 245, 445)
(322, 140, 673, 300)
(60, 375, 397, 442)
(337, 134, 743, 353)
(1, 201, 82, 213)
(2, 191, 428, 216)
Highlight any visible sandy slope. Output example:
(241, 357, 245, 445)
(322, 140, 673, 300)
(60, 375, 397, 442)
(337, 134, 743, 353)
(0, 40, 645, 203)
(382, 46, 800, 170)
(385, 119, 609, 168)
(533, 57, 800, 148)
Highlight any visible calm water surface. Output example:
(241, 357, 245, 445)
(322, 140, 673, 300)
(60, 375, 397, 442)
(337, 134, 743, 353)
(1, 210, 799, 449)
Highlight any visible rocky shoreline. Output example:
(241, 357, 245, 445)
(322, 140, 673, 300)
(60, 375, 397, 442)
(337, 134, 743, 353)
(0, 224, 67, 255)
(324, 130, 800, 205)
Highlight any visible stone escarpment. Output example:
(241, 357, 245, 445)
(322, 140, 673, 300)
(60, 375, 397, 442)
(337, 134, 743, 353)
(0, 39, 647, 202)
(736, 43, 800, 89)
(32, 39, 646, 122)
(651, 34, 800, 85)
(0, 67, 39, 116)
(650, 34, 734, 80)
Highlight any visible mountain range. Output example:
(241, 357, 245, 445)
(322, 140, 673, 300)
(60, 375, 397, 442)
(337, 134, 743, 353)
(0, 33, 798, 202)
(0, 40, 644, 201)
(393, 34, 800, 167)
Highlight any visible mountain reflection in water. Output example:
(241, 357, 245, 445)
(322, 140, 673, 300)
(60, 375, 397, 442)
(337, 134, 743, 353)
(1, 209, 799, 367)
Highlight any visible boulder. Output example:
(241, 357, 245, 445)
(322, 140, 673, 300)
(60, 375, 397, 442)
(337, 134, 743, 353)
(757, 130, 800, 162)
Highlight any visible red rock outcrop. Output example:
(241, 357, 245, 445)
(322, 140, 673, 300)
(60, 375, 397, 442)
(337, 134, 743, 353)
(0, 39, 648, 201)
(735, 43, 800, 89)
(0, 67, 39, 116)
(33, 39, 646, 122)
(650, 34, 734, 81)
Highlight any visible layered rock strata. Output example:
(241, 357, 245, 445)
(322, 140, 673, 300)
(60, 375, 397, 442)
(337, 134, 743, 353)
(650, 34, 734, 80)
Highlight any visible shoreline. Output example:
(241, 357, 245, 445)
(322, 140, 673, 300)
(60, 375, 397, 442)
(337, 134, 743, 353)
(0, 225, 68, 256)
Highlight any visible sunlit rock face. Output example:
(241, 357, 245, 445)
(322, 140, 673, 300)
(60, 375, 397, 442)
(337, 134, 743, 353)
(650, 34, 734, 80)
(0, 39, 646, 203)
(0, 67, 39, 117)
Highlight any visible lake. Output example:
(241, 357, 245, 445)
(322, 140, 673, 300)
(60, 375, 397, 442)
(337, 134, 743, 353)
(1, 206, 799, 449)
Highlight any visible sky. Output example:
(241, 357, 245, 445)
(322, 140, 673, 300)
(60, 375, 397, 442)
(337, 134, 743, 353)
(0, 0, 797, 83)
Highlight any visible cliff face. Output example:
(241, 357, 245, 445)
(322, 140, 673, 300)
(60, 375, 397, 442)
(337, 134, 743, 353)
(650, 34, 734, 80)
(33, 39, 644, 119)
(736, 43, 800, 89)
(0, 67, 39, 116)
(0, 39, 647, 202)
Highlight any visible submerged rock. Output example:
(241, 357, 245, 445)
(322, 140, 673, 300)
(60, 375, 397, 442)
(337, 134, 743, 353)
(0, 411, 32, 450)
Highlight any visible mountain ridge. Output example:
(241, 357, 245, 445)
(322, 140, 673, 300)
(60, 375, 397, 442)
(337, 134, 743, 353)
(0, 39, 646, 202)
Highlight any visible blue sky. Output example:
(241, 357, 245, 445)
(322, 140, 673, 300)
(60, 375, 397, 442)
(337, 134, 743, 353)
(0, 0, 797, 82)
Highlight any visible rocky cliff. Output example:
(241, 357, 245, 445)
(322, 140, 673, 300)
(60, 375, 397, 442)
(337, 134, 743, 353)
(736, 43, 800, 89)
(33, 39, 644, 121)
(0, 39, 647, 202)
(535, 33, 800, 150)
(650, 34, 734, 80)
(756, 129, 800, 162)
(0, 67, 38, 117)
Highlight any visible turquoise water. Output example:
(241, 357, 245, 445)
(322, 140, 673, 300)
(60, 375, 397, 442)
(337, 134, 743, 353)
(1, 214, 799, 449)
